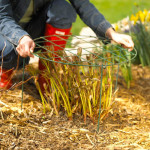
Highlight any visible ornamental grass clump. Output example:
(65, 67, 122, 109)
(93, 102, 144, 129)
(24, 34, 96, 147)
(30, 46, 117, 122)
(27, 34, 136, 123)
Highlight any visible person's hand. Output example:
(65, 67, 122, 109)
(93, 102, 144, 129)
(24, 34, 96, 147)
(16, 35, 35, 58)
(106, 28, 134, 51)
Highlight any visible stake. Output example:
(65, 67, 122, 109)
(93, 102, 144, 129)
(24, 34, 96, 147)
(115, 49, 121, 94)
(21, 58, 25, 110)
(97, 64, 104, 132)
(115, 64, 119, 92)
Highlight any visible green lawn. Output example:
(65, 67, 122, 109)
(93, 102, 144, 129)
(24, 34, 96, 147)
(71, 0, 150, 34)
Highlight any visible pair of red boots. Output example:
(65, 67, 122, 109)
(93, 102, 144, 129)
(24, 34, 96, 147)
(0, 24, 71, 92)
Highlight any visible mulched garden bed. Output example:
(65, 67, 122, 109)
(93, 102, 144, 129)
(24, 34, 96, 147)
(0, 65, 150, 150)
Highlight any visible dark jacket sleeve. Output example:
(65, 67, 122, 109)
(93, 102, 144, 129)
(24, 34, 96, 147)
(0, 0, 29, 45)
(69, 0, 112, 38)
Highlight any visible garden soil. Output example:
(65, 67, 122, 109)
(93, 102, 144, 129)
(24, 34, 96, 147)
(0, 64, 150, 150)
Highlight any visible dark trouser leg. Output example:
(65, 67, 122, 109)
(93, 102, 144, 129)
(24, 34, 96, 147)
(46, 0, 77, 29)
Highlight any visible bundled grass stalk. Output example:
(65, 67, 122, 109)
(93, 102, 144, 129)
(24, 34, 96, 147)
(35, 50, 115, 122)
(27, 37, 125, 122)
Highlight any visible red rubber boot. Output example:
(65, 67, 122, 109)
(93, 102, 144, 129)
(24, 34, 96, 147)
(0, 68, 13, 90)
(45, 24, 71, 61)
(38, 24, 71, 94)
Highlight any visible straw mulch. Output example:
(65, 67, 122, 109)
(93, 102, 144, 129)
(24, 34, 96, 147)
(0, 65, 150, 150)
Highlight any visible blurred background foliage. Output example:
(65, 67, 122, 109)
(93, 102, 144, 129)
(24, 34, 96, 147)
(71, 0, 150, 35)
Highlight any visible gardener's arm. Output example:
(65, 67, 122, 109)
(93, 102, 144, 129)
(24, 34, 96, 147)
(69, 0, 134, 51)
(0, 0, 35, 57)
